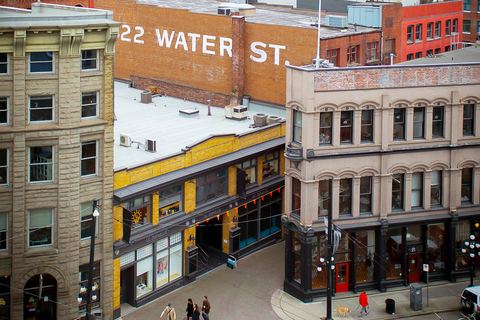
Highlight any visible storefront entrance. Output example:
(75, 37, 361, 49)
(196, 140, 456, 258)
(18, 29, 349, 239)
(120, 266, 135, 306)
(336, 263, 349, 292)
(24, 274, 56, 320)
(197, 215, 223, 257)
(408, 254, 421, 283)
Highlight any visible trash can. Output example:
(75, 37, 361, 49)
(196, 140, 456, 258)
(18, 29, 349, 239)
(410, 283, 422, 311)
(385, 298, 395, 314)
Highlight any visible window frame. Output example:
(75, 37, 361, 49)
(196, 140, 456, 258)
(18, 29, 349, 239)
(461, 168, 473, 204)
(432, 106, 444, 138)
(464, 0, 471, 11)
(435, 21, 441, 38)
(318, 179, 331, 217)
(125, 195, 152, 228)
(445, 19, 451, 36)
(319, 112, 332, 145)
(453, 19, 458, 33)
(411, 172, 423, 209)
(427, 22, 433, 39)
(430, 170, 442, 207)
(293, 110, 302, 143)
(262, 151, 280, 180)
(81, 49, 99, 71)
(413, 107, 425, 139)
(415, 24, 422, 41)
(463, 20, 471, 33)
(415, 52, 422, 59)
(366, 42, 378, 60)
(360, 176, 372, 213)
(195, 169, 228, 205)
(81, 140, 98, 177)
(292, 177, 301, 217)
(29, 52, 54, 74)
(347, 45, 359, 64)
(339, 178, 352, 215)
(80, 201, 98, 240)
(340, 110, 353, 144)
(326, 49, 339, 66)
(0, 97, 8, 125)
(392, 173, 404, 211)
(158, 184, 183, 219)
(28, 208, 53, 247)
(0, 53, 8, 75)
(393, 108, 406, 140)
(361, 110, 373, 143)
(81, 92, 99, 119)
(407, 25, 414, 43)
(0, 148, 8, 186)
(239, 159, 257, 187)
(463, 103, 475, 136)
(0, 212, 7, 250)
(29, 146, 54, 183)
(29, 95, 54, 123)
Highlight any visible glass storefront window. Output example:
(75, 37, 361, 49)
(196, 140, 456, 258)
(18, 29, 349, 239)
(355, 231, 375, 283)
(386, 228, 402, 279)
(293, 233, 301, 284)
(456, 220, 470, 270)
(427, 223, 445, 272)
(406, 226, 422, 242)
(137, 256, 153, 297)
(259, 192, 282, 239)
(170, 244, 182, 282)
(159, 185, 183, 219)
(312, 235, 327, 289)
(155, 233, 183, 289)
(156, 250, 169, 287)
(0, 276, 9, 319)
(78, 262, 101, 311)
(238, 202, 257, 249)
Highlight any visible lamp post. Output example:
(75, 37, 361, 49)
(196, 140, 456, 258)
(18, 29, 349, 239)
(317, 214, 334, 320)
(462, 234, 480, 287)
(86, 199, 99, 320)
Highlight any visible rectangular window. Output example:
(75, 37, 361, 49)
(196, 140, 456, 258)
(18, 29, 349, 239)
(29, 52, 53, 73)
(318, 179, 330, 217)
(29, 146, 53, 182)
(367, 42, 378, 60)
(360, 176, 372, 213)
(393, 108, 405, 140)
(386, 228, 402, 279)
(159, 184, 183, 218)
(326, 49, 339, 66)
(407, 25, 414, 42)
(125, 195, 151, 227)
(445, 45, 451, 52)
(293, 110, 302, 143)
(427, 223, 445, 272)
(0, 212, 6, 250)
(262, 151, 279, 179)
(339, 178, 352, 214)
(426, 49, 433, 56)
(340, 111, 353, 143)
(445, 20, 451, 36)
(196, 169, 228, 204)
(453, 19, 458, 33)
(463, 20, 471, 33)
(0, 53, 7, 75)
(355, 231, 375, 283)
(415, 24, 422, 41)
(463, 103, 474, 136)
(427, 22, 433, 39)
(0, 97, 8, 125)
(81, 92, 98, 118)
(461, 168, 473, 204)
(407, 53, 414, 61)
(78, 262, 101, 311)
(238, 202, 258, 248)
(415, 52, 422, 59)
(292, 177, 301, 216)
(81, 50, 98, 71)
(431, 171, 442, 206)
(478, 21, 480, 34)
(347, 45, 358, 64)
(239, 159, 257, 186)
(432, 106, 444, 138)
(435, 21, 441, 38)
(0, 149, 7, 186)
(435, 48, 441, 54)
(413, 107, 425, 139)
(361, 110, 373, 142)
(29, 96, 53, 123)
(319, 112, 332, 145)
(464, 0, 471, 11)
(81, 141, 97, 176)
(80, 201, 98, 239)
(29, 208, 53, 247)
(392, 174, 404, 210)
(411, 172, 423, 208)
(156, 235, 182, 288)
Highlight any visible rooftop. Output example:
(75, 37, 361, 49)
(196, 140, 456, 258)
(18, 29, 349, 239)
(113, 82, 285, 171)
(397, 45, 480, 65)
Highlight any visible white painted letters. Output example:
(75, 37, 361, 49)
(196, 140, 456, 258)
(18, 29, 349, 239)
(175, 32, 188, 50)
(269, 44, 286, 66)
(156, 29, 175, 48)
(188, 33, 201, 52)
(250, 41, 267, 63)
(202, 35, 216, 55)
(220, 37, 232, 57)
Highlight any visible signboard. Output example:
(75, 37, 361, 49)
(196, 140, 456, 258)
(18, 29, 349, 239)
(423, 264, 429, 272)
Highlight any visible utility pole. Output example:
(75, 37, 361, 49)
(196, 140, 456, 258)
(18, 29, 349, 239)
(86, 199, 99, 320)
(326, 210, 333, 320)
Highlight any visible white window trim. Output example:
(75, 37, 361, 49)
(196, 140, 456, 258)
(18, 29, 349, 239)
(0, 148, 8, 186)
(0, 97, 9, 126)
(29, 146, 54, 183)
(29, 95, 55, 124)
(0, 212, 7, 251)
(81, 92, 99, 119)
(28, 208, 54, 248)
(0, 53, 9, 75)
(81, 140, 98, 177)
(29, 52, 54, 74)
(80, 201, 99, 240)
(81, 49, 99, 71)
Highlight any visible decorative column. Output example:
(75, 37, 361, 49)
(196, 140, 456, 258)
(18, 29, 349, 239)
(377, 219, 388, 292)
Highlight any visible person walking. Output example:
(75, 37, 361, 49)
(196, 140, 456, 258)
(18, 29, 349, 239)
(160, 303, 176, 320)
(186, 298, 194, 320)
(359, 292, 369, 317)
(192, 303, 201, 320)
(202, 296, 211, 320)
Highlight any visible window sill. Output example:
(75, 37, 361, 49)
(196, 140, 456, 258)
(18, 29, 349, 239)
(407, 41, 414, 45)
(25, 246, 58, 257)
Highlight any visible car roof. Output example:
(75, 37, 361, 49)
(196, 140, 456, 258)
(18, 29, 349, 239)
(464, 286, 480, 295)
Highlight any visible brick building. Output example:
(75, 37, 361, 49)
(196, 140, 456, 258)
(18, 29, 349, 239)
(463, 0, 480, 44)
(282, 47, 480, 301)
(0, 4, 119, 319)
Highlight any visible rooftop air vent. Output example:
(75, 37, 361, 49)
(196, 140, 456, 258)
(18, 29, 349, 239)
(253, 113, 267, 127)
(325, 15, 348, 28)
(141, 91, 152, 104)
(267, 115, 281, 125)
(120, 133, 132, 147)
(145, 139, 156, 152)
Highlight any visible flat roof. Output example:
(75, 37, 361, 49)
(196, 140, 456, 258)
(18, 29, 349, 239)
(113, 82, 286, 171)
(136, 0, 378, 37)
(397, 45, 480, 65)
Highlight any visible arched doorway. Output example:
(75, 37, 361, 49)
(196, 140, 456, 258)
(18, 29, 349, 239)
(24, 274, 57, 320)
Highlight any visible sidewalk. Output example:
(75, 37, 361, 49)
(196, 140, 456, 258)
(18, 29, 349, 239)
(120, 242, 469, 320)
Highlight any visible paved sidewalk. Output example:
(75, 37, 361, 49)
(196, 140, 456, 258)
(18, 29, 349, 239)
(120, 242, 471, 320)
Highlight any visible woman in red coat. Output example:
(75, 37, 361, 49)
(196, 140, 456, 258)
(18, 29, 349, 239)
(359, 292, 369, 316)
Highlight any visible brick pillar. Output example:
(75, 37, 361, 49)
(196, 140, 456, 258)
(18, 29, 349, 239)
(231, 15, 245, 105)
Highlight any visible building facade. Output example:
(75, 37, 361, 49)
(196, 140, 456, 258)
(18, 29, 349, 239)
(0, 4, 119, 319)
(111, 91, 286, 318)
(283, 61, 480, 302)
(462, 0, 480, 44)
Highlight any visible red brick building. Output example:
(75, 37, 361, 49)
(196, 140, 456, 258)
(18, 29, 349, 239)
(462, 0, 480, 44)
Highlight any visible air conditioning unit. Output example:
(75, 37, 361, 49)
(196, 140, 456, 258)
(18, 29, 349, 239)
(145, 139, 156, 152)
(253, 113, 267, 127)
(267, 115, 281, 125)
(325, 15, 348, 28)
(225, 105, 248, 120)
(120, 133, 132, 147)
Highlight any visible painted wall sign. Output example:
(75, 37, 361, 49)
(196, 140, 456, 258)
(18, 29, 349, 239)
(120, 25, 287, 66)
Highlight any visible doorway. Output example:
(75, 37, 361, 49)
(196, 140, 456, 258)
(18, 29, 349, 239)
(24, 274, 56, 320)
(336, 263, 349, 292)
(408, 254, 420, 283)
(196, 216, 223, 254)
(120, 266, 135, 307)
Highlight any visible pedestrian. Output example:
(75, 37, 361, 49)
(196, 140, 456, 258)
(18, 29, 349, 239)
(186, 298, 194, 320)
(202, 296, 211, 320)
(192, 303, 201, 320)
(358, 291, 369, 317)
(160, 302, 176, 320)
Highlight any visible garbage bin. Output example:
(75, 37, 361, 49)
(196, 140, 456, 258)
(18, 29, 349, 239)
(385, 298, 395, 314)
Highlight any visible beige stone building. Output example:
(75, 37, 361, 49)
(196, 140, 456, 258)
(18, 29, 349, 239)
(283, 49, 480, 301)
(0, 4, 119, 319)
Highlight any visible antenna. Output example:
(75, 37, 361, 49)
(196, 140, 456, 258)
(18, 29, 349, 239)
(315, 0, 322, 68)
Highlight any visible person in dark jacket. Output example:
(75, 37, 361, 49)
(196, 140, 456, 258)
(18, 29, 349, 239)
(192, 303, 201, 320)
(202, 296, 211, 320)
(186, 298, 194, 320)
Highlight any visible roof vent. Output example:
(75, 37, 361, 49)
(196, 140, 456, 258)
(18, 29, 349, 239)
(267, 115, 282, 125)
(179, 108, 200, 118)
(325, 15, 348, 28)
(145, 139, 156, 152)
(119, 133, 132, 147)
(141, 91, 152, 104)
(253, 113, 267, 127)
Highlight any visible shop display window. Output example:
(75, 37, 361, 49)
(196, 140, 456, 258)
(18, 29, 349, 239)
(158, 185, 183, 218)
(155, 233, 183, 289)
(136, 256, 153, 297)
(259, 192, 282, 239)
(386, 228, 403, 279)
(293, 233, 302, 284)
(355, 231, 375, 283)
(455, 220, 471, 270)
(312, 236, 327, 289)
(427, 223, 445, 272)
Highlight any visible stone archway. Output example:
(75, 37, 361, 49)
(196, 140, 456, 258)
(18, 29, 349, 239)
(23, 274, 57, 320)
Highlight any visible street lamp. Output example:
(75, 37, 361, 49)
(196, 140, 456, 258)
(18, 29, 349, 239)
(317, 215, 335, 320)
(462, 234, 480, 287)
(86, 199, 99, 320)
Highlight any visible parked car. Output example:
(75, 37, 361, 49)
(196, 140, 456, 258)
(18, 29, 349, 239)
(461, 286, 480, 317)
